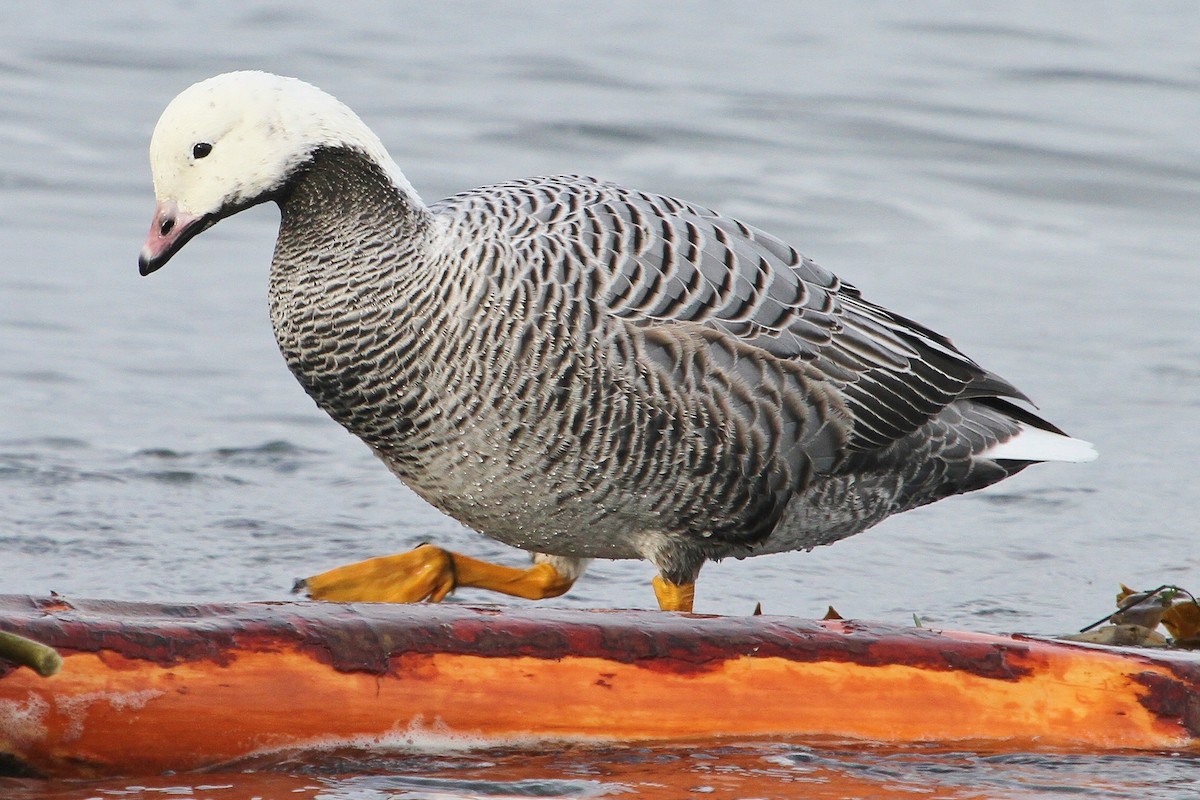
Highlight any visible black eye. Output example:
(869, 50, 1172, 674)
(192, 142, 213, 159)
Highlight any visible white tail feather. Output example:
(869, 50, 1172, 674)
(980, 423, 1098, 463)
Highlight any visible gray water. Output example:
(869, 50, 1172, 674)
(2, 2, 1199, 797)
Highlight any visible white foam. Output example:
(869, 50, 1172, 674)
(980, 424, 1098, 463)
(54, 688, 165, 741)
(231, 713, 601, 766)
(0, 693, 49, 749)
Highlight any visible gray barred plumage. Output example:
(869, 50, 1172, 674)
(141, 72, 1095, 594)
(266, 147, 1088, 586)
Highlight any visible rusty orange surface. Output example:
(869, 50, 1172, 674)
(1, 595, 1198, 778)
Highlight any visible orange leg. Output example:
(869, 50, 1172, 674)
(652, 575, 696, 612)
(297, 544, 578, 603)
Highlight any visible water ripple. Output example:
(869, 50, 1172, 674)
(1004, 67, 1200, 91)
(892, 21, 1089, 47)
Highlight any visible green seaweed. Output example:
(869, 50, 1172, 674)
(0, 630, 62, 677)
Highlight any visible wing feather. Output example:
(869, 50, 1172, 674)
(432, 175, 1026, 459)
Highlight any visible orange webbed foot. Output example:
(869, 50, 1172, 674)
(298, 545, 579, 603)
(652, 575, 696, 612)
(297, 543, 458, 603)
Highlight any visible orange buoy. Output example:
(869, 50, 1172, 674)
(1, 595, 1197, 777)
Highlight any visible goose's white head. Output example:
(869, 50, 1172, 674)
(139, 71, 416, 275)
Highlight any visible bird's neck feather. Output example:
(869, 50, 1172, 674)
(267, 146, 441, 455)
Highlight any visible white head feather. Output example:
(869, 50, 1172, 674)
(147, 70, 420, 219)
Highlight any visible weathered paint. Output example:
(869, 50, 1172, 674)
(0, 595, 1198, 778)
(0, 596, 1035, 677)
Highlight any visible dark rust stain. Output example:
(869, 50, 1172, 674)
(0, 594, 1042, 680)
(1133, 670, 1200, 738)
(0, 751, 40, 778)
(938, 644, 1027, 681)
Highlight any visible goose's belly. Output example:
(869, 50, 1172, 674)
(371, 416, 658, 560)
(270, 317, 649, 556)
(272, 293, 829, 562)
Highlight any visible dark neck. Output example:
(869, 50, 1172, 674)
(267, 147, 440, 456)
(275, 146, 429, 267)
